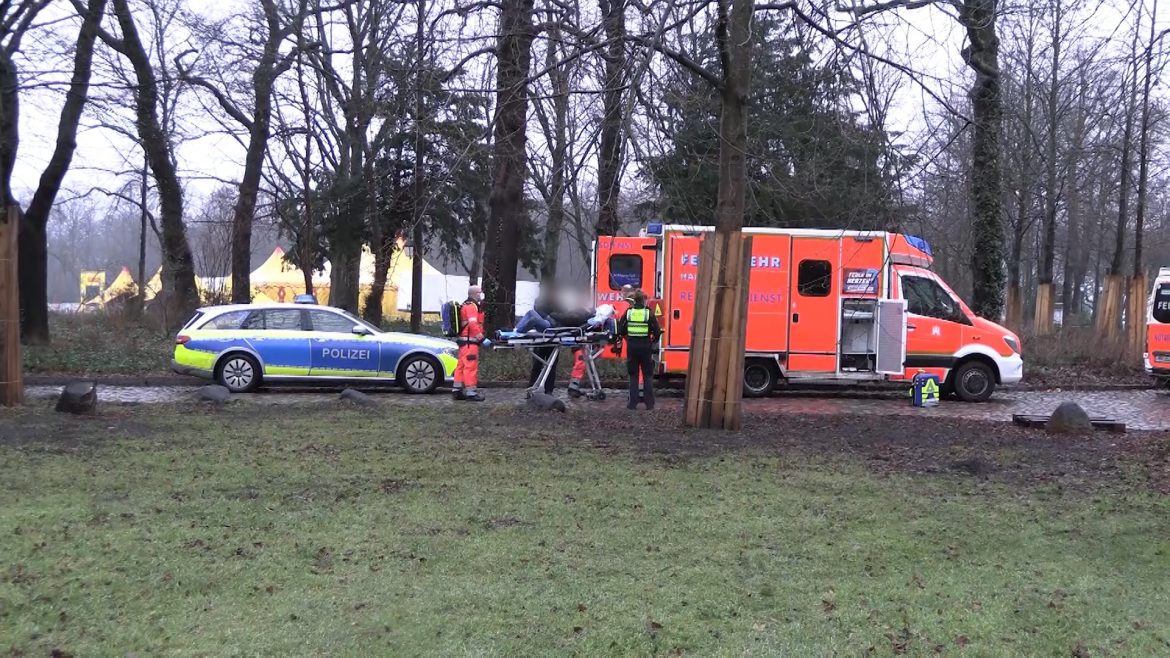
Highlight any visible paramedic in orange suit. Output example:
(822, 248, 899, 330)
(453, 285, 486, 401)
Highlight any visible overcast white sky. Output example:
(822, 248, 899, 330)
(8, 0, 1162, 215)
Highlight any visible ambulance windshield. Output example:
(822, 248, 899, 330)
(1153, 284, 1170, 324)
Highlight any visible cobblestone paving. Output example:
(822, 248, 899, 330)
(23, 385, 1170, 431)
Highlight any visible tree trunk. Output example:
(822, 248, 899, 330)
(0, 51, 18, 209)
(17, 0, 107, 342)
(1099, 13, 1143, 340)
(410, 0, 427, 332)
(481, 0, 535, 331)
(684, 0, 753, 431)
(469, 217, 484, 285)
(1034, 0, 1061, 336)
(109, 0, 199, 328)
(539, 24, 569, 283)
(1128, 0, 1158, 361)
(962, 0, 1006, 321)
(595, 0, 625, 237)
(364, 240, 392, 325)
(134, 156, 147, 315)
(1006, 177, 1028, 334)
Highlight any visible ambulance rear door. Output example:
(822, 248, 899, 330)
(660, 234, 701, 374)
(788, 236, 841, 373)
(593, 236, 658, 306)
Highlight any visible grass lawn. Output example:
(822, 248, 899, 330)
(2, 402, 1169, 655)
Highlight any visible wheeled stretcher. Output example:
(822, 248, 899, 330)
(492, 326, 614, 400)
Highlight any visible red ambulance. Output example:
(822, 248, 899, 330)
(1145, 267, 1170, 385)
(593, 223, 1024, 402)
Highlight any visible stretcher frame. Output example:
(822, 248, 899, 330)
(492, 327, 612, 400)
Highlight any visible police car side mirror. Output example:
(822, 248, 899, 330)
(352, 324, 372, 336)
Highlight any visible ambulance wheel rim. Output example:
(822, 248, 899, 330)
(222, 357, 254, 391)
(743, 363, 773, 396)
(960, 368, 990, 397)
(402, 357, 437, 393)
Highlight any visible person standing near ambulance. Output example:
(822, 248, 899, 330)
(453, 285, 487, 401)
(617, 290, 661, 410)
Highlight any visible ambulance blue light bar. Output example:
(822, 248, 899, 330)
(293, 294, 318, 304)
(645, 222, 664, 236)
(905, 235, 933, 256)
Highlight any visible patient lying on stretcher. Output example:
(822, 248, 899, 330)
(497, 304, 617, 339)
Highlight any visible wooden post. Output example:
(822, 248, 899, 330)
(684, 232, 751, 431)
(1127, 273, 1148, 365)
(1033, 282, 1055, 336)
(0, 205, 23, 406)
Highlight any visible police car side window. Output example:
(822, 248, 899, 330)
(1154, 285, 1170, 324)
(263, 309, 304, 331)
(309, 310, 355, 333)
(203, 310, 250, 330)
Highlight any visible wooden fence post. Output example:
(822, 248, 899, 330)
(0, 205, 23, 406)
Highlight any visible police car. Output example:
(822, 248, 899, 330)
(171, 296, 458, 394)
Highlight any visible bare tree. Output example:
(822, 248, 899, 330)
(17, 0, 106, 343)
(177, 0, 310, 304)
(482, 0, 536, 330)
(91, 0, 200, 327)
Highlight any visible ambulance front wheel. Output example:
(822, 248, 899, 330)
(743, 361, 778, 398)
(951, 361, 995, 402)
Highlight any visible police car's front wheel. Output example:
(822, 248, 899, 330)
(216, 353, 261, 393)
(399, 355, 441, 394)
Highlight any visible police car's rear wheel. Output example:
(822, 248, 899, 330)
(217, 353, 260, 393)
(399, 355, 440, 394)
(952, 361, 995, 403)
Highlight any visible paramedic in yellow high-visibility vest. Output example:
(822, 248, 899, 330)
(618, 290, 662, 410)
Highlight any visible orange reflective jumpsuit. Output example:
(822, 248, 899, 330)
(568, 348, 588, 396)
(453, 299, 484, 399)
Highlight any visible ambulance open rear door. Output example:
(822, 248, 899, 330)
(593, 236, 658, 305)
(876, 298, 907, 376)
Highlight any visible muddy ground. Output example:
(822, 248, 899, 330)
(5, 400, 1166, 496)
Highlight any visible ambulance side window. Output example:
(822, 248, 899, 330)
(1154, 285, 1170, 323)
(609, 254, 642, 290)
(797, 260, 831, 297)
(902, 276, 967, 323)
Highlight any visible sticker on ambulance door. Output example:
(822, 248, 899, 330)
(842, 268, 879, 294)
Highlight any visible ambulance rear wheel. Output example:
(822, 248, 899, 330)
(743, 361, 777, 398)
(399, 355, 441, 394)
(952, 361, 995, 402)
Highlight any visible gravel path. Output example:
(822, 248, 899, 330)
(22, 384, 1170, 431)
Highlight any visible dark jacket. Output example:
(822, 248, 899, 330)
(618, 305, 661, 343)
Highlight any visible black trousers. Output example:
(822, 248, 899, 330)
(528, 345, 556, 394)
(626, 342, 655, 408)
